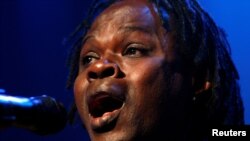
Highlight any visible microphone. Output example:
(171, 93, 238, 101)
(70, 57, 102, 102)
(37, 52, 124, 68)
(0, 94, 67, 135)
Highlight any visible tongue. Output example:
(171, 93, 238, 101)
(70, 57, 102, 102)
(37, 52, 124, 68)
(89, 95, 123, 117)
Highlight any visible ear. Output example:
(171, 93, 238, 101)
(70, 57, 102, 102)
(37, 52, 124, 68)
(192, 68, 212, 95)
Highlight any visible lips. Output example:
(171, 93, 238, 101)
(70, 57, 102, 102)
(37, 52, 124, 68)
(87, 88, 125, 131)
(89, 92, 124, 118)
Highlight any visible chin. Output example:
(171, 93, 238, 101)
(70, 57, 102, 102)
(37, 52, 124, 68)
(89, 131, 135, 141)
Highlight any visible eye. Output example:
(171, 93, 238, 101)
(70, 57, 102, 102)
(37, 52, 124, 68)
(123, 44, 149, 57)
(82, 56, 94, 65)
(81, 52, 99, 66)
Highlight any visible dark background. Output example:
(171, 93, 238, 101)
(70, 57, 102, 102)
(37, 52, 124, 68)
(0, 0, 249, 141)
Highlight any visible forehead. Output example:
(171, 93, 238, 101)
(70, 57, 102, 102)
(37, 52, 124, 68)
(88, 0, 162, 33)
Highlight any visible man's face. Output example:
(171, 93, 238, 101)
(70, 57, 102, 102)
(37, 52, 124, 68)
(74, 0, 191, 140)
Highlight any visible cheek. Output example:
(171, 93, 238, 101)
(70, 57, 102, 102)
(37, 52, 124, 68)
(123, 58, 170, 130)
(128, 57, 167, 90)
(126, 57, 169, 109)
(73, 74, 88, 116)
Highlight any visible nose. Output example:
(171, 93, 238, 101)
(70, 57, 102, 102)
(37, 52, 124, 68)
(87, 59, 123, 82)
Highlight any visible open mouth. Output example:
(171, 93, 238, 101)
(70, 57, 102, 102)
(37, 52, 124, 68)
(88, 92, 124, 118)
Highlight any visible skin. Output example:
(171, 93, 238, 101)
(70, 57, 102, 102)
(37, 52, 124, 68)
(74, 0, 193, 140)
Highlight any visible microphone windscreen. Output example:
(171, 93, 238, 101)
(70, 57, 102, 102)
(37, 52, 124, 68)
(13, 95, 67, 135)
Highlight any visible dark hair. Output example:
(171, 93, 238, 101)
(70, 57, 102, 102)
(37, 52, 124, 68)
(66, 0, 244, 133)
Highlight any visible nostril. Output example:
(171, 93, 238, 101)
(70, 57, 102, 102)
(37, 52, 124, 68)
(100, 67, 115, 78)
(89, 72, 98, 79)
(88, 62, 124, 81)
